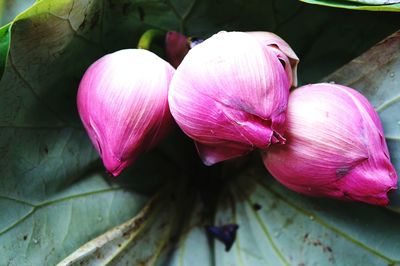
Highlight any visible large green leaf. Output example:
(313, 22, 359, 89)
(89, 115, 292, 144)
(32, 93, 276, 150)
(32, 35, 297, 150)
(2, 0, 400, 265)
(300, 0, 400, 11)
(59, 165, 400, 266)
(59, 22, 400, 266)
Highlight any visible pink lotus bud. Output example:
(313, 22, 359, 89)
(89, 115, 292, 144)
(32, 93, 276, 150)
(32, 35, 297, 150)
(169, 31, 298, 165)
(77, 49, 174, 176)
(165, 31, 189, 68)
(262, 83, 398, 205)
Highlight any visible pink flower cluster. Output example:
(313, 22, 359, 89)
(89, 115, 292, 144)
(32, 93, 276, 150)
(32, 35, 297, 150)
(77, 31, 397, 205)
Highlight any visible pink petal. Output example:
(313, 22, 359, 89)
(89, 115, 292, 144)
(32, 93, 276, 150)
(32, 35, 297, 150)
(262, 83, 398, 205)
(169, 31, 291, 165)
(77, 49, 174, 176)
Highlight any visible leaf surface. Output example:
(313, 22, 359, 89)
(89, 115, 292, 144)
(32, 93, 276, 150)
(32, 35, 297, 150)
(1, 0, 400, 265)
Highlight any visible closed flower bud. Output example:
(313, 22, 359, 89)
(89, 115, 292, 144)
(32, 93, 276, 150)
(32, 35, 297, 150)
(165, 31, 189, 68)
(169, 31, 298, 165)
(262, 83, 398, 205)
(77, 49, 174, 176)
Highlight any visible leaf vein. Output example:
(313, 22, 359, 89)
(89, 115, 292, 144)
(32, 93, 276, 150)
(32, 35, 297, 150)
(0, 195, 35, 207)
(8, 55, 69, 125)
(0, 188, 121, 237)
(238, 190, 289, 265)
(376, 94, 400, 112)
(255, 178, 398, 264)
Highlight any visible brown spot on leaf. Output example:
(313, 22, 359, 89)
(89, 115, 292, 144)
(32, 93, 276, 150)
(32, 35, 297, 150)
(305, 236, 335, 263)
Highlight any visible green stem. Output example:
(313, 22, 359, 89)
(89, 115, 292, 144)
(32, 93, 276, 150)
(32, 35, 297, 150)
(137, 29, 166, 50)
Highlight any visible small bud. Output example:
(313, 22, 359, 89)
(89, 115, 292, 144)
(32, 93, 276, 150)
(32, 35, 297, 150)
(77, 49, 174, 176)
(165, 31, 189, 68)
(169, 31, 298, 165)
(262, 83, 398, 205)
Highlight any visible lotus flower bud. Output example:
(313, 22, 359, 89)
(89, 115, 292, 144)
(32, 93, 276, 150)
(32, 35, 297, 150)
(165, 31, 189, 68)
(77, 49, 174, 176)
(262, 83, 398, 205)
(169, 31, 298, 165)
